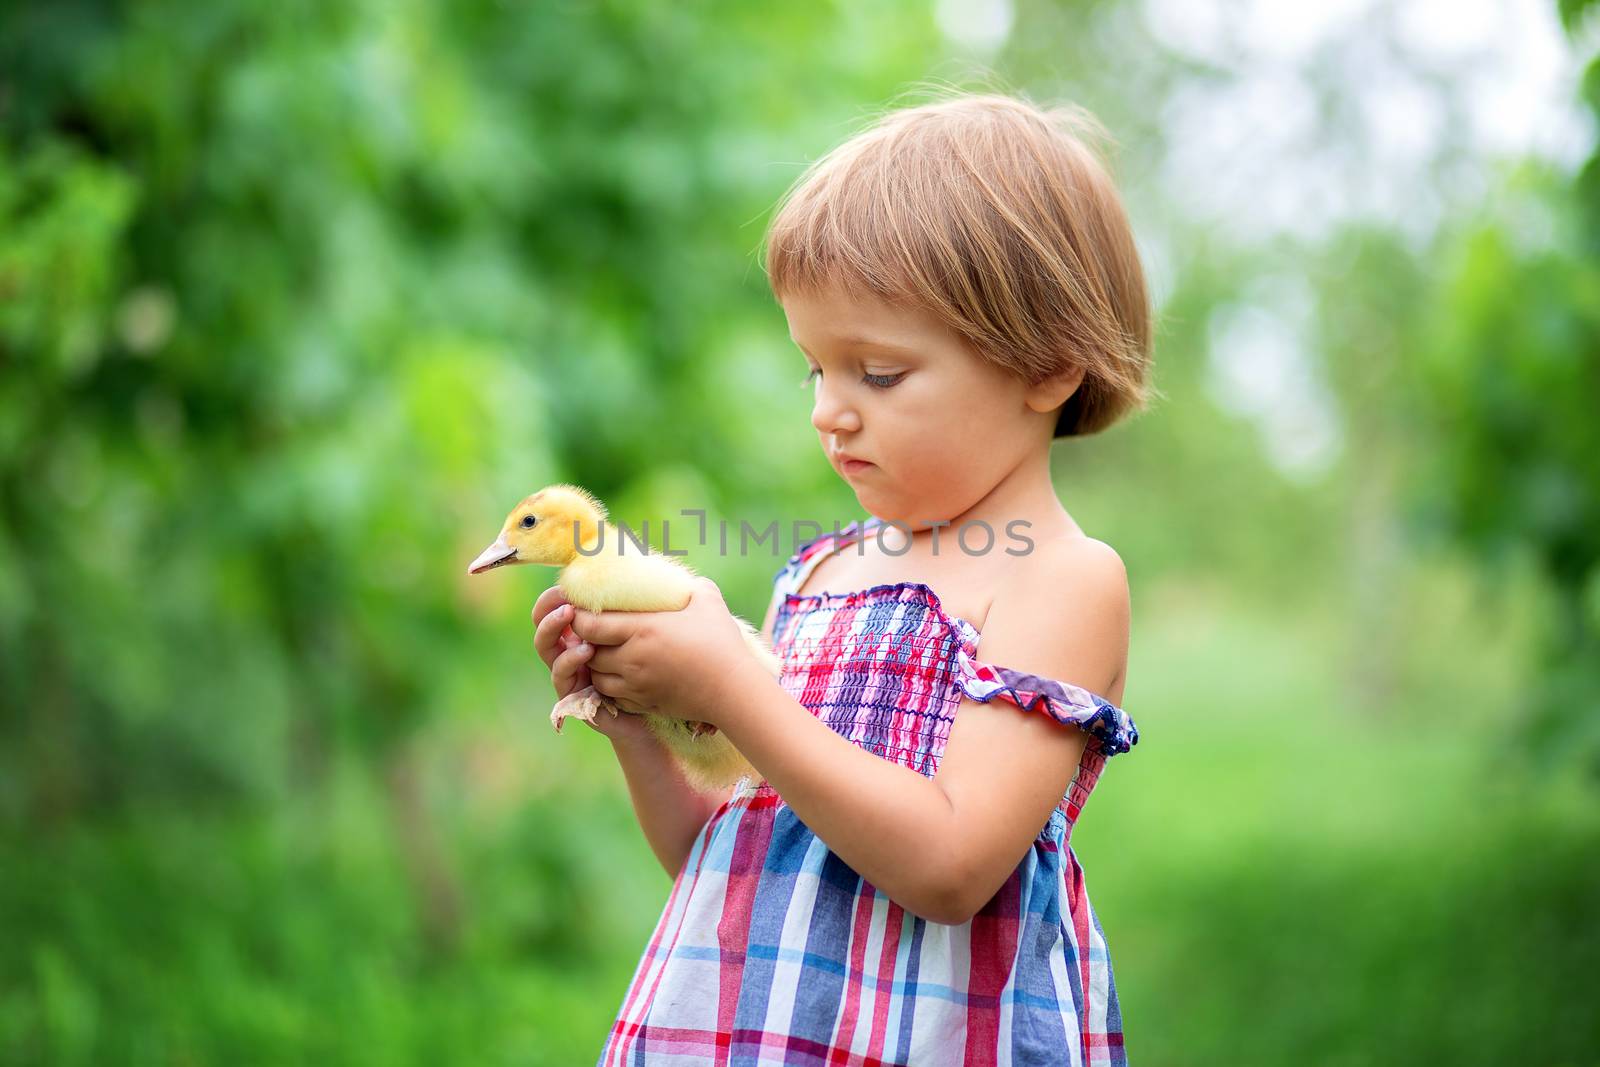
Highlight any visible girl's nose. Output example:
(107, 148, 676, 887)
(810, 380, 862, 435)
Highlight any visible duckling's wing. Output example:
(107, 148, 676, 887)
(561, 550, 697, 612)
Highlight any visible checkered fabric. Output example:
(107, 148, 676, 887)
(595, 518, 1140, 1066)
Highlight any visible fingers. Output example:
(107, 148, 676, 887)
(585, 640, 625, 675)
(569, 606, 636, 647)
(589, 667, 620, 693)
(532, 600, 577, 668)
(589, 668, 633, 708)
(551, 639, 593, 697)
(531, 585, 570, 625)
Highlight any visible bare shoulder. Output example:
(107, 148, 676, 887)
(930, 535, 1132, 918)
(986, 534, 1130, 702)
(998, 533, 1128, 614)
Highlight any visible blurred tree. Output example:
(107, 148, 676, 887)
(3, 0, 1594, 1059)
(0, 0, 942, 1057)
(1398, 0, 1600, 776)
(0, 0, 931, 837)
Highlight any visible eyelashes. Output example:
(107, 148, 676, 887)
(800, 368, 904, 390)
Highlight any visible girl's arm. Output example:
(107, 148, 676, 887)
(710, 543, 1127, 924)
(712, 671, 963, 920)
(608, 584, 787, 878)
(609, 734, 733, 877)
(535, 585, 733, 878)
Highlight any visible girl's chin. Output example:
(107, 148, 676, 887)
(853, 497, 968, 535)
(848, 491, 887, 521)
(851, 495, 912, 527)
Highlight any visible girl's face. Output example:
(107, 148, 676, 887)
(781, 282, 1073, 527)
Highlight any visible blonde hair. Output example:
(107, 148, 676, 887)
(762, 89, 1157, 437)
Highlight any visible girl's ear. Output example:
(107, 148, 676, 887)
(1025, 364, 1086, 418)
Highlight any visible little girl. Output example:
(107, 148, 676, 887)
(532, 90, 1153, 1066)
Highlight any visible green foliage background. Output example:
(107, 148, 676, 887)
(2, 1, 1597, 1064)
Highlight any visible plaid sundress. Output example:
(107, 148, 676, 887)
(596, 517, 1140, 1066)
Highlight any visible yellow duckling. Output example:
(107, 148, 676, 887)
(467, 483, 769, 793)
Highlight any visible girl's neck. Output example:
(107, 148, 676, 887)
(889, 447, 1079, 552)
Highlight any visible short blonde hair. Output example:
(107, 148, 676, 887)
(762, 90, 1156, 437)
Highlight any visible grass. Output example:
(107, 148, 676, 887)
(2, 564, 1597, 1065)
(1073, 571, 1600, 1066)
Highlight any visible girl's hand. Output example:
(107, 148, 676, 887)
(569, 576, 753, 729)
(530, 586, 654, 745)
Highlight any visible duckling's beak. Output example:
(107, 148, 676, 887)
(468, 535, 519, 575)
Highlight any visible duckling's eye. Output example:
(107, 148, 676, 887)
(520, 515, 536, 529)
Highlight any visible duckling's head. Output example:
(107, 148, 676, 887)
(467, 483, 608, 575)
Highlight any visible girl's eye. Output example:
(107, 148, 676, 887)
(799, 367, 905, 390)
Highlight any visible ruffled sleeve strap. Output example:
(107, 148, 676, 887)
(770, 550, 806, 600)
(954, 648, 1141, 757)
(770, 537, 823, 599)
(769, 520, 871, 599)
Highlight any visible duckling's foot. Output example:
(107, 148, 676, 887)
(551, 686, 615, 734)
